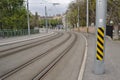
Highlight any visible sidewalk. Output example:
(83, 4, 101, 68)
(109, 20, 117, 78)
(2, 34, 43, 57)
(83, 33, 120, 80)
(0, 32, 54, 45)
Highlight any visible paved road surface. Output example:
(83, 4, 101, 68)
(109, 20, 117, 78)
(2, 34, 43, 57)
(0, 32, 54, 45)
(0, 31, 86, 80)
(41, 32, 85, 80)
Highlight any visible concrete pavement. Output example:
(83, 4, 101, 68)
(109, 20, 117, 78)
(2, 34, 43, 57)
(83, 33, 120, 80)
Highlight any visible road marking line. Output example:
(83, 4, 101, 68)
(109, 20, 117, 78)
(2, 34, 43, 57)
(78, 33, 88, 80)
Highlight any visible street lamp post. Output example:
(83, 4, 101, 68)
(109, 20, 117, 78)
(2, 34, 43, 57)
(41, 3, 60, 33)
(78, 3, 80, 28)
(27, 0, 30, 35)
(45, 6, 48, 33)
(86, 0, 89, 33)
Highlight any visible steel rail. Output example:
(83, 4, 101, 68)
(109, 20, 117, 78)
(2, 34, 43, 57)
(0, 32, 58, 52)
(0, 32, 63, 58)
(33, 33, 77, 80)
(0, 32, 72, 80)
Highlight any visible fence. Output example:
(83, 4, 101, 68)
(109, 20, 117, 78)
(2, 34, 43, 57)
(0, 29, 39, 38)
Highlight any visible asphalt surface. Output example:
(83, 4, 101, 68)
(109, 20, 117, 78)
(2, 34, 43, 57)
(1, 31, 120, 80)
(0, 32, 67, 78)
(0, 32, 55, 45)
(83, 33, 120, 80)
(0, 31, 86, 80)
(41, 32, 86, 80)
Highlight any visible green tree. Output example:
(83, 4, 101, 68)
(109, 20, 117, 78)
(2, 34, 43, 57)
(107, 0, 120, 25)
(67, 0, 120, 27)
(89, 0, 96, 25)
(0, 0, 27, 30)
(30, 12, 40, 28)
(67, 2, 86, 28)
(39, 18, 62, 28)
(67, 2, 78, 28)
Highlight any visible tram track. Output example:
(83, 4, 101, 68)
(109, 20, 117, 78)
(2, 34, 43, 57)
(33, 33, 77, 80)
(0, 32, 63, 58)
(0, 32, 73, 80)
(39, 32, 86, 80)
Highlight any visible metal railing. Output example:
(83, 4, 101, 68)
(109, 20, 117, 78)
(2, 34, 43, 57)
(0, 29, 39, 38)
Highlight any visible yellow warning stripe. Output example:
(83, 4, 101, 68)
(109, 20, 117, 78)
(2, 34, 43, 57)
(98, 29, 104, 37)
(96, 27, 105, 61)
(96, 54, 102, 61)
(102, 27, 104, 31)
(97, 41, 104, 50)
(97, 35, 104, 44)
(97, 48, 103, 56)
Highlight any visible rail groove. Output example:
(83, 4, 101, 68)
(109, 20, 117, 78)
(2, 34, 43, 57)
(33, 33, 77, 80)
(0, 32, 63, 58)
(0, 32, 72, 80)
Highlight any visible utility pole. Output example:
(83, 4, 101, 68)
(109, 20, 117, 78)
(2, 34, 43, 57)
(65, 12, 68, 31)
(78, 3, 80, 28)
(27, 0, 30, 35)
(94, 0, 107, 74)
(86, 0, 89, 33)
(45, 6, 48, 33)
(39, 3, 59, 32)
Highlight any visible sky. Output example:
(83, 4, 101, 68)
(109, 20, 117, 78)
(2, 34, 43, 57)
(27, 0, 74, 16)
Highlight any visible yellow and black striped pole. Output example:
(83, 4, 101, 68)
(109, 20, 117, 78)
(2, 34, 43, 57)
(96, 27, 105, 61)
(94, 0, 107, 75)
(94, 27, 106, 75)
